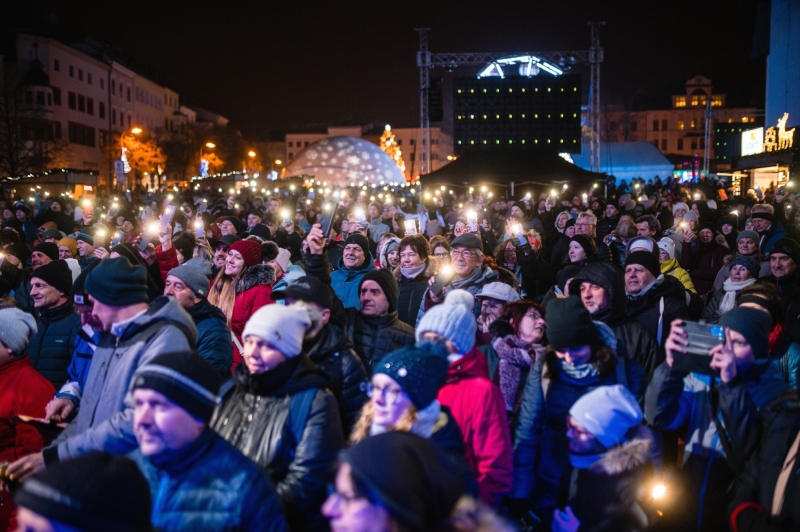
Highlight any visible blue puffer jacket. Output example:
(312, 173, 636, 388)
(511, 323, 646, 515)
(329, 256, 375, 310)
(187, 299, 233, 377)
(131, 430, 288, 532)
(28, 300, 81, 389)
(56, 324, 102, 405)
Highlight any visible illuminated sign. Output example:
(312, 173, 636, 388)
(741, 127, 764, 157)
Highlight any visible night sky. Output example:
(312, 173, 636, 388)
(17, 0, 766, 137)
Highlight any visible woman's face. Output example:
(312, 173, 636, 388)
(568, 241, 587, 263)
(556, 213, 568, 230)
(399, 246, 424, 269)
(433, 246, 450, 265)
(225, 250, 246, 277)
(387, 250, 400, 269)
(504, 243, 517, 266)
(722, 223, 733, 235)
(555, 345, 592, 366)
(730, 264, 752, 283)
(322, 462, 391, 532)
(738, 237, 757, 255)
(699, 228, 714, 244)
(370, 373, 413, 428)
(565, 225, 576, 238)
(674, 208, 687, 220)
(745, 219, 756, 231)
(242, 335, 287, 374)
(515, 307, 546, 344)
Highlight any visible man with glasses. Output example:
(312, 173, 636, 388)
(575, 212, 613, 263)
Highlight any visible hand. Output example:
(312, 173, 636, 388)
(159, 223, 172, 249)
(709, 329, 737, 383)
(7, 452, 45, 483)
(307, 224, 325, 255)
(664, 319, 688, 368)
(552, 506, 580, 532)
(427, 276, 446, 303)
(45, 397, 74, 422)
(545, 198, 553, 212)
(684, 231, 695, 243)
(93, 247, 109, 260)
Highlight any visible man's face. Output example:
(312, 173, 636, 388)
(58, 246, 74, 260)
(480, 297, 503, 323)
(219, 220, 236, 236)
(605, 205, 619, 219)
(575, 216, 595, 237)
(88, 295, 116, 332)
(753, 216, 771, 233)
(83, 210, 94, 222)
(359, 280, 389, 317)
(30, 251, 53, 270)
(738, 238, 757, 255)
(133, 389, 204, 457)
(579, 282, 609, 314)
(213, 246, 228, 268)
(76, 240, 94, 257)
(164, 275, 201, 309)
(636, 222, 654, 237)
(268, 200, 280, 213)
(368, 205, 379, 219)
(30, 278, 63, 309)
(625, 264, 656, 295)
(450, 246, 479, 278)
(247, 214, 261, 228)
(15, 210, 26, 221)
(771, 252, 797, 280)
(50, 201, 61, 212)
(342, 244, 366, 269)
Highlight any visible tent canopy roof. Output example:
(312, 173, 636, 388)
(571, 142, 674, 177)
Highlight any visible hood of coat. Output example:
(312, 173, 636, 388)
(590, 425, 656, 476)
(379, 237, 402, 270)
(569, 262, 626, 326)
(393, 256, 439, 282)
(119, 296, 198, 343)
(660, 258, 680, 273)
(235, 264, 276, 294)
(445, 346, 489, 384)
(234, 353, 330, 396)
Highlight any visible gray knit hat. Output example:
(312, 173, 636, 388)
(737, 230, 760, 244)
(415, 300, 476, 354)
(168, 258, 212, 298)
(0, 307, 38, 355)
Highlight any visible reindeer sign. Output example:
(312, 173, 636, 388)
(764, 112, 795, 153)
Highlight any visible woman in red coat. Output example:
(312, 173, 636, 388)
(208, 239, 276, 370)
(0, 307, 56, 532)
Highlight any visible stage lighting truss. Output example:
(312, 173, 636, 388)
(477, 55, 566, 79)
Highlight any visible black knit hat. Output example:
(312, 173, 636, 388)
(344, 233, 370, 259)
(546, 296, 598, 351)
(172, 234, 195, 261)
(272, 275, 335, 311)
(360, 269, 399, 312)
(771, 237, 800, 265)
(570, 234, 596, 258)
(14, 452, 153, 532)
(720, 307, 771, 358)
(341, 432, 465, 531)
(132, 351, 221, 422)
(375, 346, 449, 409)
(625, 250, 661, 278)
(84, 256, 148, 306)
(31, 259, 73, 295)
(33, 242, 59, 261)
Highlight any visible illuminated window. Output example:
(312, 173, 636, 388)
(691, 95, 699, 106)
(742, 117, 749, 123)
(690, 119, 696, 129)
(712, 95, 723, 107)
(728, 117, 733, 123)
(678, 120, 685, 131)
(675, 96, 686, 108)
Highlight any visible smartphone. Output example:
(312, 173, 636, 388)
(511, 223, 526, 246)
(355, 209, 367, 227)
(404, 219, 418, 236)
(194, 219, 205, 240)
(161, 205, 177, 234)
(672, 321, 725, 376)
(198, 199, 208, 214)
(281, 209, 292, 226)
(318, 202, 338, 239)
(111, 231, 123, 248)
(94, 229, 107, 249)
(467, 211, 478, 233)
(137, 235, 151, 252)
(429, 266, 455, 297)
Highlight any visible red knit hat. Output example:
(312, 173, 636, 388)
(228, 239, 261, 268)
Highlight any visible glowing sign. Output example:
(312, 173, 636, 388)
(741, 127, 764, 157)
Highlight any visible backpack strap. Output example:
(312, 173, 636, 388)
(288, 388, 317, 448)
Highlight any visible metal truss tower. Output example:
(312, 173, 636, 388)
(588, 22, 604, 173)
(703, 98, 713, 177)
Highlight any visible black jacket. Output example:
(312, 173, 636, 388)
(302, 319, 368, 436)
(624, 275, 690, 347)
(771, 271, 800, 343)
(596, 213, 620, 241)
(186, 299, 233, 377)
(342, 307, 416, 374)
(28, 300, 81, 388)
(393, 259, 437, 327)
(211, 356, 344, 531)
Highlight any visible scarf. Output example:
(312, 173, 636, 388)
(720, 277, 757, 314)
(400, 263, 427, 279)
(370, 400, 442, 439)
(451, 265, 484, 289)
(492, 335, 546, 412)
(561, 360, 599, 380)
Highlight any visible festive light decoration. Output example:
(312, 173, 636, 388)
(379, 125, 406, 174)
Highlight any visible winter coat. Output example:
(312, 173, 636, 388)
(28, 300, 81, 388)
(155, 244, 180, 284)
(367, 217, 390, 246)
(228, 264, 276, 369)
(597, 213, 620, 241)
(660, 257, 696, 293)
(0, 357, 55, 531)
(305, 251, 376, 310)
(771, 271, 800, 343)
(437, 346, 513, 507)
(624, 275, 690, 347)
(679, 239, 728, 296)
(569, 426, 658, 532)
(131, 430, 288, 532)
(341, 307, 415, 373)
(0, 261, 34, 310)
(702, 278, 757, 325)
(212, 356, 344, 531)
(55, 324, 101, 406)
(43, 297, 196, 463)
(644, 359, 792, 531)
(712, 252, 770, 291)
(302, 319, 368, 435)
(759, 221, 788, 255)
(393, 259, 437, 327)
(418, 265, 498, 324)
(485, 319, 546, 413)
(187, 299, 233, 377)
(511, 323, 646, 516)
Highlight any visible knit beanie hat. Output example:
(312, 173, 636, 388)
(570, 234, 596, 258)
(720, 307, 772, 357)
(168, 259, 211, 298)
(416, 300, 477, 354)
(72, 258, 101, 306)
(58, 237, 78, 257)
(344, 233, 370, 259)
(13, 452, 152, 532)
(228, 239, 262, 268)
(375, 347, 449, 409)
(736, 230, 760, 244)
(172, 235, 195, 261)
(682, 210, 698, 223)
(770, 237, 800, 265)
(132, 351, 222, 422)
(565, 218, 577, 230)
(625, 250, 661, 278)
(33, 242, 59, 261)
(242, 304, 312, 358)
(261, 241, 279, 263)
(31, 259, 73, 295)
(569, 385, 643, 449)
(444, 289, 475, 312)
(41, 229, 64, 242)
(657, 238, 676, 260)
(359, 269, 399, 312)
(76, 231, 94, 245)
(545, 296, 598, 351)
(626, 236, 658, 256)
(275, 247, 292, 273)
(731, 256, 760, 279)
(85, 256, 148, 306)
(673, 202, 689, 215)
(0, 307, 37, 355)
(341, 432, 464, 532)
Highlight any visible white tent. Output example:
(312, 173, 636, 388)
(282, 136, 406, 186)
(571, 142, 675, 182)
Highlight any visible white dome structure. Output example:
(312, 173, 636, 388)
(282, 136, 406, 186)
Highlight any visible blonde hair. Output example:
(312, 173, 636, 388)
(445, 496, 516, 532)
(349, 400, 419, 444)
(207, 266, 242, 327)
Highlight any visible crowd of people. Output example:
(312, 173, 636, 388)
(0, 174, 799, 531)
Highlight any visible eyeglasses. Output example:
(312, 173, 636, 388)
(450, 249, 476, 259)
(434, 252, 449, 259)
(326, 483, 363, 506)
(525, 311, 544, 321)
(575, 223, 595, 228)
(366, 382, 404, 404)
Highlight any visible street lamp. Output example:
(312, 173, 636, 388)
(131, 127, 143, 135)
(248, 150, 256, 158)
(205, 142, 216, 149)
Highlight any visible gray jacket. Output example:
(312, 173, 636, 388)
(44, 297, 197, 463)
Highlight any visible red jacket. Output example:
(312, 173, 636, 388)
(0, 357, 55, 531)
(437, 346, 513, 506)
(155, 244, 179, 284)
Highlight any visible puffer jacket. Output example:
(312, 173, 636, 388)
(341, 307, 415, 373)
(660, 257, 696, 293)
(187, 299, 233, 377)
(393, 258, 438, 327)
(155, 244, 180, 284)
(212, 356, 344, 531)
(131, 430, 288, 532)
(28, 300, 81, 388)
(43, 297, 196, 464)
(624, 275, 690, 346)
(302, 318, 368, 435)
(511, 324, 646, 516)
(418, 265, 498, 324)
(55, 324, 102, 406)
(304, 251, 376, 310)
(229, 264, 276, 369)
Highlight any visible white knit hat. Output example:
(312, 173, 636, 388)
(275, 248, 292, 274)
(242, 304, 311, 358)
(569, 385, 642, 449)
(416, 300, 476, 354)
(657, 238, 676, 260)
(672, 202, 689, 215)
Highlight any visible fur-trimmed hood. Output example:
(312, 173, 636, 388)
(392, 256, 439, 281)
(235, 263, 276, 293)
(589, 425, 656, 476)
(379, 236, 402, 269)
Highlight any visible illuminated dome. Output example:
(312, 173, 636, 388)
(283, 136, 406, 186)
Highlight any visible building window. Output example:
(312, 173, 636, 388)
(78, 95, 85, 112)
(127, 115, 131, 127)
(678, 138, 684, 150)
(691, 139, 698, 150)
(661, 139, 667, 151)
(54, 59, 60, 72)
(630, 121, 637, 132)
(690, 119, 696, 129)
(47, 93, 52, 106)
(111, 79, 115, 94)
(397, 139, 402, 145)
(678, 119, 685, 131)
(288, 152, 294, 160)
(78, 69, 83, 81)
(675, 96, 686, 107)
(112, 109, 117, 125)
(53, 87, 61, 105)
(68, 92, 76, 110)
(87, 98, 94, 116)
(87, 73, 92, 85)
(68, 121, 95, 147)
(36, 91, 45, 105)
(69, 65, 74, 77)
(652, 120, 659, 131)
(55, 121, 62, 139)
(100, 78, 104, 89)
(700, 138, 705, 149)
(288, 141, 293, 147)
(127, 88, 131, 102)
(304, 141, 309, 147)
(99, 102, 105, 119)
(410, 139, 416, 145)
(661, 119, 668, 131)
(712, 95, 723, 107)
